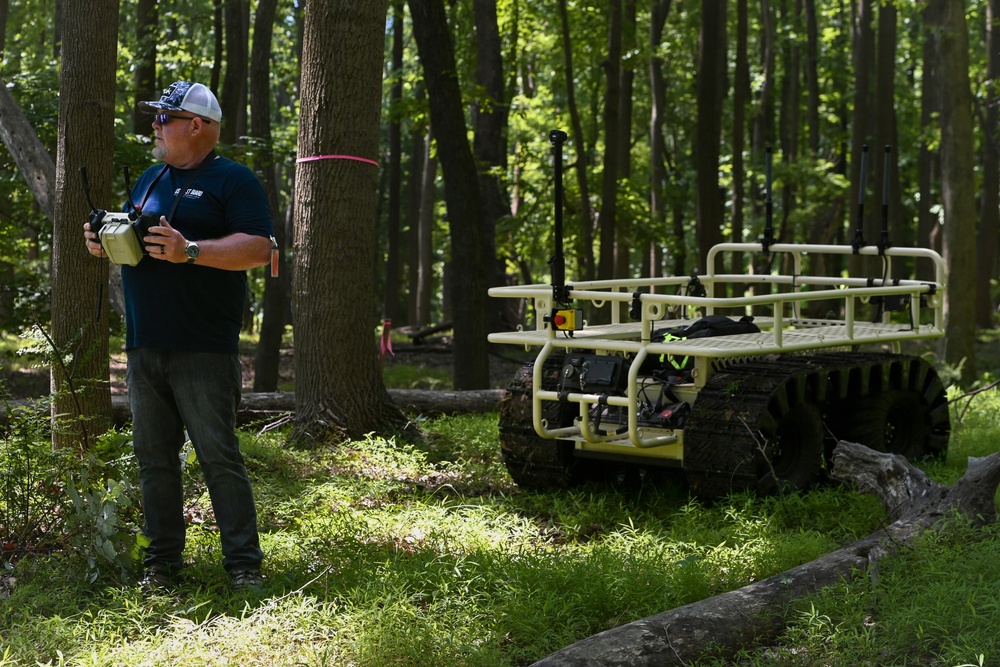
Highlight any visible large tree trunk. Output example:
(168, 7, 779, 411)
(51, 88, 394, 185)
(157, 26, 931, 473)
(408, 0, 491, 390)
(250, 0, 287, 393)
(531, 442, 1000, 666)
(50, 0, 118, 449)
(292, 0, 408, 442)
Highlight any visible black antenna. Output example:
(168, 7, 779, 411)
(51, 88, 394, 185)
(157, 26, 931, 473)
(878, 145, 892, 254)
(761, 146, 776, 252)
(852, 145, 869, 253)
(123, 165, 139, 217)
(80, 166, 100, 215)
(548, 129, 570, 303)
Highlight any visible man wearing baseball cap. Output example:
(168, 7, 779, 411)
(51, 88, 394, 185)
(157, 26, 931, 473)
(84, 80, 272, 591)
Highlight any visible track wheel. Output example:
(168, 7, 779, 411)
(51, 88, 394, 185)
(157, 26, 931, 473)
(498, 355, 601, 489)
(844, 392, 945, 459)
(756, 399, 825, 494)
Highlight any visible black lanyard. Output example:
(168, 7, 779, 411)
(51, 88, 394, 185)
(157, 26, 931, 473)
(136, 150, 216, 223)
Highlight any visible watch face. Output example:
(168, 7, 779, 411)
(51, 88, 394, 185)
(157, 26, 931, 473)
(186, 242, 200, 259)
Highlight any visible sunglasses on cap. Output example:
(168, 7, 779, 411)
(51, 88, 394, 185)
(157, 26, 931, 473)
(153, 112, 213, 125)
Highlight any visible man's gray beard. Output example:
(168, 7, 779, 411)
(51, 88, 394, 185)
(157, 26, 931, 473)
(151, 146, 167, 161)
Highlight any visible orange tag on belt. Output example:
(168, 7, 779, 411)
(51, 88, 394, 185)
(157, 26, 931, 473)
(270, 248, 279, 277)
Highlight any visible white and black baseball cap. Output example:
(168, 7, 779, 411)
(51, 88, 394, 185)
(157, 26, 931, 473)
(139, 81, 222, 123)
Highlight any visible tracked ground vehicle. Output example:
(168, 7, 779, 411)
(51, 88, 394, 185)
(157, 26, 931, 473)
(489, 133, 950, 496)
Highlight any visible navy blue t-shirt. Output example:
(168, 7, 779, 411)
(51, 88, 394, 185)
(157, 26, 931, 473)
(121, 153, 273, 354)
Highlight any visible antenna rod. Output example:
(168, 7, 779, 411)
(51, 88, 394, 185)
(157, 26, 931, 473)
(879, 145, 892, 253)
(852, 145, 869, 252)
(762, 146, 774, 251)
(548, 129, 569, 302)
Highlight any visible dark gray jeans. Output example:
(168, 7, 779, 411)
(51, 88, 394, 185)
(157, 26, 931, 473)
(127, 348, 263, 573)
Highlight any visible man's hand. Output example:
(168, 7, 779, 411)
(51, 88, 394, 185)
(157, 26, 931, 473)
(83, 221, 106, 259)
(143, 216, 186, 262)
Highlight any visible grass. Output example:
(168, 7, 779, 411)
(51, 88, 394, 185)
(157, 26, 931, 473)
(2, 389, 1000, 665)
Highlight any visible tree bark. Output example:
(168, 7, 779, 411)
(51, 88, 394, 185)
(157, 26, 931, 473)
(49, 0, 118, 449)
(531, 442, 1000, 667)
(292, 0, 408, 442)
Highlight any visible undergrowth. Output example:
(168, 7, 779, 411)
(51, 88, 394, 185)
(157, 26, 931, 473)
(1, 387, 998, 666)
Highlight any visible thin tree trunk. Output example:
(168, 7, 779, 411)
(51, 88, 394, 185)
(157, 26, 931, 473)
(597, 0, 622, 282)
(976, 0, 1000, 328)
(249, 0, 286, 393)
(694, 0, 726, 273)
(383, 1, 405, 323)
(409, 0, 491, 389)
(131, 0, 158, 135)
(928, 0, 978, 385)
(557, 0, 595, 282)
(220, 0, 249, 145)
(649, 0, 671, 281)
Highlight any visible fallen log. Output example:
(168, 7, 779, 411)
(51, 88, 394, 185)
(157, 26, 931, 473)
(2, 389, 505, 430)
(531, 442, 1000, 667)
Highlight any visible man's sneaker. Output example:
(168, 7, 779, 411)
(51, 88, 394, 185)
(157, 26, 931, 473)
(139, 564, 175, 592)
(229, 567, 264, 590)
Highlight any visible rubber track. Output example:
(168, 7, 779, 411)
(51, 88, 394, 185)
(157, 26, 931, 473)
(682, 352, 949, 497)
(498, 354, 577, 489)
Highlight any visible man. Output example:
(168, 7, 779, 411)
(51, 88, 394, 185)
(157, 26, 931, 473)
(84, 81, 273, 590)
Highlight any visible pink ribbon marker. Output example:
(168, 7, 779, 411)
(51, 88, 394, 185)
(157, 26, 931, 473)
(296, 154, 379, 167)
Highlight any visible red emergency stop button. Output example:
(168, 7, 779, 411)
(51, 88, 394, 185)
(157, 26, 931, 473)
(551, 308, 583, 331)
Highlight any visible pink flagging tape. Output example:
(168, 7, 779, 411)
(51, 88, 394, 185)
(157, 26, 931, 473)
(296, 154, 379, 167)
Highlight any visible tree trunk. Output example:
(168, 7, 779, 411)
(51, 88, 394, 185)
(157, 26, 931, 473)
(730, 0, 748, 277)
(613, 0, 636, 281)
(849, 0, 875, 277)
(873, 3, 907, 260)
(50, 0, 118, 449)
(249, 0, 287, 393)
(408, 0, 491, 390)
(976, 0, 1000, 328)
(131, 0, 158, 135)
(531, 442, 1000, 666)
(694, 0, 726, 274)
(292, 0, 408, 442)
(558, 0, 595, 282)
(383, 1, 405, 325)
(220, 0, 249, 145)
(597, 0, 622, 282)
(928, 0, 978, 385)
(0, 82, 56, 221)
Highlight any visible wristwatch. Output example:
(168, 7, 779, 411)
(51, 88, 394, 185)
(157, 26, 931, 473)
(184, 241, 200, 264)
